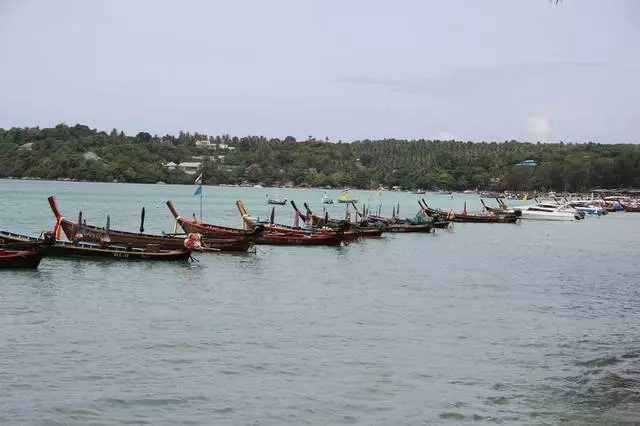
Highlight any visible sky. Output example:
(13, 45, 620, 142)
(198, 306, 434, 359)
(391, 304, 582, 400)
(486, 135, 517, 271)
(1, 0, 639, 143)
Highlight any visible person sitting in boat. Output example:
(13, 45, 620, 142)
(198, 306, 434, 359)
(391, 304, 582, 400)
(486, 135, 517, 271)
(99, 236, 110, 249)
(42, 231, 56, 246)
(72, 231, 84, 245)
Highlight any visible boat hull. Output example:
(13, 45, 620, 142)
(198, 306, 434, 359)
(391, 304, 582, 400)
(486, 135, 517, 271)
(520, 212, 577, 221)
(0, 230, 191, 261)
(255, 233, 343, 246)
(0, 249, 42, 269)
(387, 223, 433, 233)
(42, 242, 192, 261)
(423, 206, 519, 223)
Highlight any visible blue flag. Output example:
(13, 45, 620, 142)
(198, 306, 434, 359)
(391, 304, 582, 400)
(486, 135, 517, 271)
(193, 173, 203, 196)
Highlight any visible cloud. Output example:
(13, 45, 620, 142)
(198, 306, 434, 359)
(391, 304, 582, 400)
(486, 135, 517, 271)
(526, 116, 551, 142)
(336, 61, 612, 98)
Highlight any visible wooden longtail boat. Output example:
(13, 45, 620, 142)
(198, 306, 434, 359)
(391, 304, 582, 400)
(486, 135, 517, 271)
(168, 200, 343, 246)
(295, 202, 384, 238)
(0, 230, 192, 261)
(421, 199, 519, 224)
(349, 202, 434, 233)
(48, 196, 253, 252)
(236, 201, 358, 241)
(0, 248, 43, 269)
(415, 201, 453, 229)
(479, 198, 522, 216)
(166, 200, 263, 239)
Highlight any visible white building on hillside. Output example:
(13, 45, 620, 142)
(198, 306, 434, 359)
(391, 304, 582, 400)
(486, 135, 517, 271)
(163, 161, 201, 175)
(195, 140, 214, 148)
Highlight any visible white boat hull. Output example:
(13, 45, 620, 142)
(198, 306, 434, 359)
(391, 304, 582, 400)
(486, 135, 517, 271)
(520, 211, 577, 221)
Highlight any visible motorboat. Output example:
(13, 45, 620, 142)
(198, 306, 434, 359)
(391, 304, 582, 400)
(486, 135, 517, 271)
(519, 202, 584, 221)
(568, 200, 606, 216)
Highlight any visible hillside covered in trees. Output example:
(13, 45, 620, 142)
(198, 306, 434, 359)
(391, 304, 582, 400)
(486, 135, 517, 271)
(1, 123, 639, 192)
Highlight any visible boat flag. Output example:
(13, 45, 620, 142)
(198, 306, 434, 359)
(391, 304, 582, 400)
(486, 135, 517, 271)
(193, 173, 204, 222)
(462, 201, 468, 216)
(194, 173, 203, 196)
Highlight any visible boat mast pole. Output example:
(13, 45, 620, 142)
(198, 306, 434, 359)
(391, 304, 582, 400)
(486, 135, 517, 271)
(199, 191, 203, 224)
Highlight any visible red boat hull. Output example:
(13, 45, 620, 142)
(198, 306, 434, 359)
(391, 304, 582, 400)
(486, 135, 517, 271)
(255, 233, 343, 246)
(0, 249, 43, 269)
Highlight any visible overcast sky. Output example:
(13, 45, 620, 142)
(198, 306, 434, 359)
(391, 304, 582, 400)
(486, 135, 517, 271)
(1, 0, 638, 143)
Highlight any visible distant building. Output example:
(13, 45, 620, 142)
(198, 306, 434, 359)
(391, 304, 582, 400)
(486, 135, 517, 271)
(83, 151, 101, 161)
(18, 142, 34, 151)
(195, 140, 214, 148)
(517, 160, 538, 167)
(177, 162, 201, 175)
(163, 161, 201, 175)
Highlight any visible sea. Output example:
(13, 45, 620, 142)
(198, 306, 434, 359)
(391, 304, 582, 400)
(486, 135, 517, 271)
(1, 179, 640, 425)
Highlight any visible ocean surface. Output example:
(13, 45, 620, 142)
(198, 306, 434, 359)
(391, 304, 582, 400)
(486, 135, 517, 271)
(1, 180, 640, 425)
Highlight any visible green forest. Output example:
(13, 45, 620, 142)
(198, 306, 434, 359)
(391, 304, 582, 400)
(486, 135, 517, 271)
(1, 123, 638, 192)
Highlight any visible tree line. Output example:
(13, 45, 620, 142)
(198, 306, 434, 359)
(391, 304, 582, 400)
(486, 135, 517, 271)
(0, 123, 638, 192)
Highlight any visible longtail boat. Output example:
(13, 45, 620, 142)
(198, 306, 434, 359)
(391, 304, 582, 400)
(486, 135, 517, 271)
(296, 202, 384, 238)
(167, 200, 263, 239)
(0, 247, 43, 269)
(48, 196, 253, 252)
(169, 200, 343, 246)
(236, 201, 358, 241)
(349, 202, 434, 233)
(479, 198, 523, 216)
(0, 230, 192, 261)
(421, 199, 520, 224)
(266, 194, 287, 205)
(416, 200, 452, 229)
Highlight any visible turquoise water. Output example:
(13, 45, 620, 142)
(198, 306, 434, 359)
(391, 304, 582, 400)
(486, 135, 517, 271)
(2, 180, 640, 425)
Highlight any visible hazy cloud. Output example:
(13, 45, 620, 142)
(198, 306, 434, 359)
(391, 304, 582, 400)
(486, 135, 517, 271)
(336, 61, 613, 98)
(527, 116, 551, 142)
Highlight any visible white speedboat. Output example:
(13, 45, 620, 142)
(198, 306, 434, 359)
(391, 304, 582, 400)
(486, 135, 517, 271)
(519, 202, 583, 221)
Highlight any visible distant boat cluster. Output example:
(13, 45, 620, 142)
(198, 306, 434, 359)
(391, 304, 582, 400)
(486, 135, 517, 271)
(2, 191, 638, 270)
